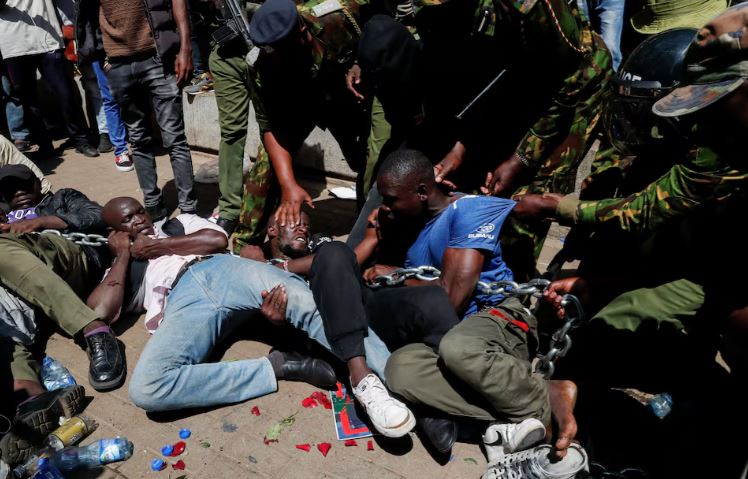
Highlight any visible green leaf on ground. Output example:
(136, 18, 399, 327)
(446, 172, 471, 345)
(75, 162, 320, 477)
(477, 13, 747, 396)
(200, 441, 211, 448)
(263, 412, 297, 444)
(464, 458, 478, 465)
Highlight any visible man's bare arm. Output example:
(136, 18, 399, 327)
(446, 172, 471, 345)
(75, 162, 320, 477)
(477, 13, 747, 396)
(86, 232, 132, 323)
(434, 248, 486, 314)
(130, 229, 228, 259)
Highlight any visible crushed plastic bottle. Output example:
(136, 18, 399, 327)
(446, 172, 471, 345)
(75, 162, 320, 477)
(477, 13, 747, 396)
(30, 458, 64, 479)
(40, 357, 76, 391)
(11, 449, 54, 479)
(50, 437, 133, 472)
(648, 393, 673, 419)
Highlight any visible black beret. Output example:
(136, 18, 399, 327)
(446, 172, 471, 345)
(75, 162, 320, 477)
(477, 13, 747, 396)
(249, 0, 299, 46)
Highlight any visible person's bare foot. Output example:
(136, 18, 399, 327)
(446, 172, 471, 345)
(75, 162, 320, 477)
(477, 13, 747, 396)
(548, 379, 578, 459)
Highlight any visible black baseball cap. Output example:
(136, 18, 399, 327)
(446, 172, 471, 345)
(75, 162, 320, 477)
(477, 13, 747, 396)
(0, 164, 35, 184)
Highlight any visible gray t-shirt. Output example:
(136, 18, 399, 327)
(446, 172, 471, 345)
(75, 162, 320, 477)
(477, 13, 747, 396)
(0, 0, 64, 59)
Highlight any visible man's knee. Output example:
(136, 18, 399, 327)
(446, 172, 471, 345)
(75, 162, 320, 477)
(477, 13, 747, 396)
(313, 241, 355, 269)
(128, 366, 171, 412)
(384, 344, 432, 398)
(438, 328, 485, 378)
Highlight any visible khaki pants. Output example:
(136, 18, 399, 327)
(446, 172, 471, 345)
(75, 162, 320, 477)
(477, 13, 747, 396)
(0, 234, 99, 382)
(386, 298, 550, 425)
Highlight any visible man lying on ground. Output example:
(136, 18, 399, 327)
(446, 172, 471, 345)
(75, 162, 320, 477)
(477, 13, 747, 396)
(101, 197, 362, 413)
(352, 150, 586, 477)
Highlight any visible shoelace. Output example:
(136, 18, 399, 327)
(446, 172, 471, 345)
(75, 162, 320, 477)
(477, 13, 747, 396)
(357, 379, 398, 417)
(489, 449, 545, 479)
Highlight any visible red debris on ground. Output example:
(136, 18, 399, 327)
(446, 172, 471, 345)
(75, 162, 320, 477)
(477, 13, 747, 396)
(171, 441, 186, 456)
(251, 406, 261, 416)
(344, 439, 357, 447)
(172, 460, 186, 470)
(263, 437, 278, 445)
(295, 444, 311, 452)
(317, 442, 331, 457)
(301, 397, 317, 408)
(310, 391, 332, 409)
(367, 440, 374, 451)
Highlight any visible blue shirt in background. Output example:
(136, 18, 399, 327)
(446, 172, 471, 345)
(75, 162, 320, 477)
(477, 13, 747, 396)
(404, 195, 516, 317)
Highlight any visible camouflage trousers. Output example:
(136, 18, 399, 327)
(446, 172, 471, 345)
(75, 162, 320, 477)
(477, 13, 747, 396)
(504, 40, 613, 281)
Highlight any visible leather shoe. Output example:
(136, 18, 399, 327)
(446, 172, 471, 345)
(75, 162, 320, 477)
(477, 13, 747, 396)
(216, 217, 237, 236)
(75, 143, 100, 157)
(86, 330, 125, 391)
(419, 416, 457, 454)
(0, 385, 85, 465)
(280, 353, 337, 390)
(146, 203, 168, 222)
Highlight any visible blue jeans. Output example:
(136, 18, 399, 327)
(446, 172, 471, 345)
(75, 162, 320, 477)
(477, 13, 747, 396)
(577, 0, 624, 71)
(106, 56, 196, 211)
(92, 61, 128, 156)
(128, 255, 391, 412)
(1, 71, 29, 141)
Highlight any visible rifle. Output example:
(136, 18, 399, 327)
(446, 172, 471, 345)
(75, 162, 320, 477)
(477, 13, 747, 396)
(211, 0, 256, 52)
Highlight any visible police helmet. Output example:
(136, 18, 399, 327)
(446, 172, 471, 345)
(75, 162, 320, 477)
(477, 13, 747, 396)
(604, 28, 697, 156)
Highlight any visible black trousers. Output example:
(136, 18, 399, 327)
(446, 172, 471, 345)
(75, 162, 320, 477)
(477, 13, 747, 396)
(308, 241, 459, 361)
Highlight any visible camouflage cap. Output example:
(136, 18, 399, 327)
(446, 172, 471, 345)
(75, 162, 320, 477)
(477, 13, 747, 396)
(653, 3, 748, 117)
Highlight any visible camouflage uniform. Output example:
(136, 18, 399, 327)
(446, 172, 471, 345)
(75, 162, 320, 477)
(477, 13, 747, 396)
(232, 0, 370, 251)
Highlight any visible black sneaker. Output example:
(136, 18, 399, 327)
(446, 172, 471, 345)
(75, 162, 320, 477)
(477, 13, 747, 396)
(0, 386, 85, 465)
(86, 331, 125, 391)
(13, 139, 32, 153)
(97, 133, 114, 153)
(75, 143, 100, 157)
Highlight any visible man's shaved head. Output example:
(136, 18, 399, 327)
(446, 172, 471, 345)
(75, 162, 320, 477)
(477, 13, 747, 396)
(377, 149, 434, 188)
(103, 197, 155, 238)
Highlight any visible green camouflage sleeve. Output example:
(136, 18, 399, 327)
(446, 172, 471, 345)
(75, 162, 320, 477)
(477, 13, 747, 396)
(556, 153, 748, 234)
(249, 67, 271, 133)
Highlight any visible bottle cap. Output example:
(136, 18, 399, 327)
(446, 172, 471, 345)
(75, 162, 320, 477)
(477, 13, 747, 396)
(179, 428, 191, 439)
(151, 458, 166, 471)
(161, 444, 174, 456)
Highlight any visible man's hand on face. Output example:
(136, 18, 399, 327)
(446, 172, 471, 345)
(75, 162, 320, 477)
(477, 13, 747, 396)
(129, 234, 161, 260)
(511, 193, 563, 221)
(174, 47, 194, 86)
(260, 285, 287, 325)
(544, 276, 590, 319)
(107, 231, 132, 257)
(239, 244, 267, 262)
(276, 183, 314, 227)
(481, 154, 529, 197)
(346, 64, 365, 101)
(362, 264, 400, 285)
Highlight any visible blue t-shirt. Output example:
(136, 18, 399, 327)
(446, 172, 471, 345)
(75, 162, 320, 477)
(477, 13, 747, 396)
(404, 195, 515, 317)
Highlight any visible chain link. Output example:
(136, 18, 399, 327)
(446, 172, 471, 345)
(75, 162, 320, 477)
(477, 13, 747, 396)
(534, 294, 585, 379)
(476, 278, 552, 298)
(38, 229, 109, 247)
(371, 266, 442, 287)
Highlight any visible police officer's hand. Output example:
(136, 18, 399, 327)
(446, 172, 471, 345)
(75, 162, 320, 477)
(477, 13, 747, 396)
(346, 64, 364, 101)
(481, 154, 529, 197)
(544, 276, 590, 319)
(260, 285, 288, 325)
(1, 217, 43, 233)
(276, 184, 314, 227)
(107, 231, 132, 257)
(511, 193, 563, 221)
(434, 142, 465, 191)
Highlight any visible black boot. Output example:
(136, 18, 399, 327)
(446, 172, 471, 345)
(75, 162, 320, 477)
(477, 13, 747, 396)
(86, 330, 126, 391)
(0, 385, 85, 465)
(277, 352, 337, 390)
(216, 217, 237, 236)
(419, 416, 458, 454)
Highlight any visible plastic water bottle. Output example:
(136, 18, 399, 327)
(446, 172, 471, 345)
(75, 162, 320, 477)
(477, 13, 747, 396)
(40, 357, 76, 391)
(30, 458, 64, 479)
(50, 438, 133, 472)
(648, 393, 673, 419)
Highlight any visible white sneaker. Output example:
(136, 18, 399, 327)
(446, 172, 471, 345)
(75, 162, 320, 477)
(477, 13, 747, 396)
(115, 152, 134, 172)
(481, 443, 589, 479)
(351, 374, 415, 438)
(483, 418, 546, 463)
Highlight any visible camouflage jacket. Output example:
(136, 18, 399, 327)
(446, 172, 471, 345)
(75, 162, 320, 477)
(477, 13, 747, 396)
(413, 0, 611, 169)
(249, 0, 367, 134)
(556, 146, 748, 235)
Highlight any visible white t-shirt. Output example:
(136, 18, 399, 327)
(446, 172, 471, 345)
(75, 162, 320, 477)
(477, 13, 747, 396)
(124, 214, 227, 333)
(0, 0, 64, 59)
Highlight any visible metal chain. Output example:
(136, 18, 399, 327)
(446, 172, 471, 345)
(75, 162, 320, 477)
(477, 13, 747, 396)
(371, 266, 442, 287)
(534, 294, 585, 379)
(476, 278, 552, 298)
(38, 229, 108, 247)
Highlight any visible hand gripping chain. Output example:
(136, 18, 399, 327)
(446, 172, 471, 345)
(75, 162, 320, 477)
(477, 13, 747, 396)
(38, 229, 109, 247)
(371, 265, 442, 287)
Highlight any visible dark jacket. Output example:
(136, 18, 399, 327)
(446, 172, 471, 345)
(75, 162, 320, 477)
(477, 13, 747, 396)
(36, 188, 106, 234)
(75, 0, 181, 69)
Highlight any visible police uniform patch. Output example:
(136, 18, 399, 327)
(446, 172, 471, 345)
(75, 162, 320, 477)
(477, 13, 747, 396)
(312, 0, 344, 17)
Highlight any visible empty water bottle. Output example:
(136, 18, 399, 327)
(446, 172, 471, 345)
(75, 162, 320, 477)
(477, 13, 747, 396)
(30, 458, 64, 479)
(50, 438, 133, 472)
(40, 357, 76, 391)
(648, 393, 673, 419)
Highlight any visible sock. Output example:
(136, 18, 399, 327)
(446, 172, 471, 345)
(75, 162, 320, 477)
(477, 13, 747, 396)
(268, 350, 286, 378)
(83, 326, 112, 338)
